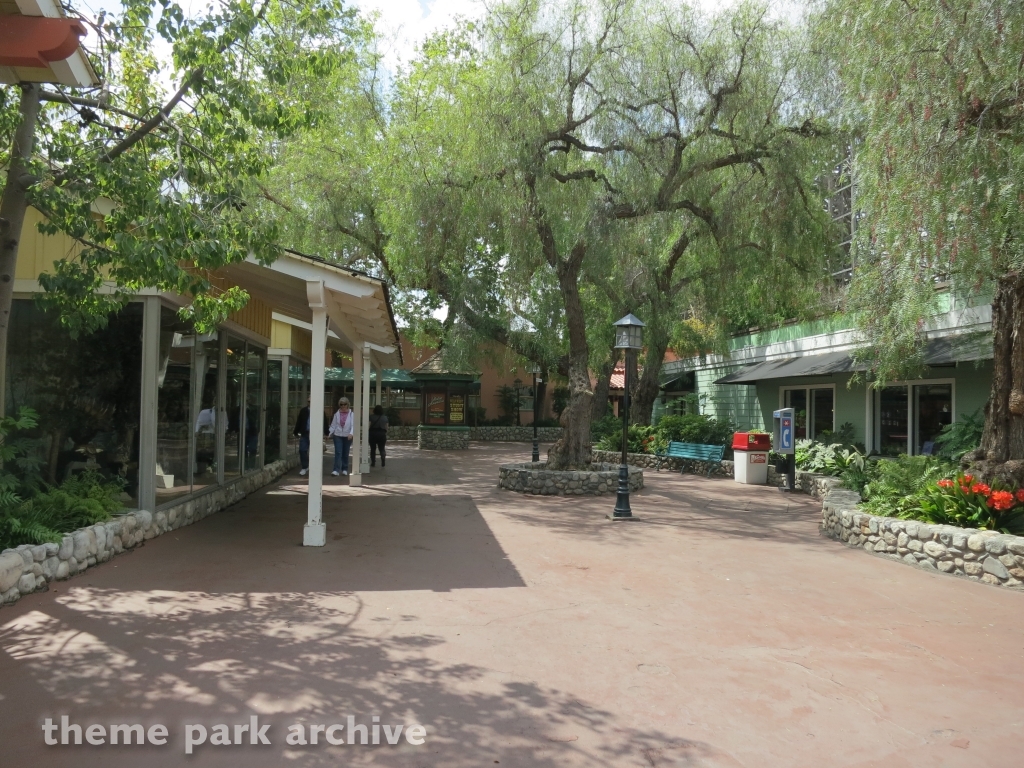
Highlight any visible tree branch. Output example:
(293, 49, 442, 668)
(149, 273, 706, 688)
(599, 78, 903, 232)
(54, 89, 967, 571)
(100, 67, 205, 164)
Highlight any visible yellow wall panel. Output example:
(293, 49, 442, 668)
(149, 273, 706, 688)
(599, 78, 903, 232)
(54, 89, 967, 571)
(14, 207, 81, 280)
(271, 319, 293, 349)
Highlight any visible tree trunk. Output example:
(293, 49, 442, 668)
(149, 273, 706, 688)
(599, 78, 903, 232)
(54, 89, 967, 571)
(547, 254, 593, 470)
(632, 334, 669, 427)
(968, 271, 1024, 484)
(591, 351, 617, 422)
(0, 84, 41, 415)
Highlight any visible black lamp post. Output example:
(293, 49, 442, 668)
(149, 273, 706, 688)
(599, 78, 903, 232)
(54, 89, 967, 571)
(513, 378, 522, 426)
(527, 363, 542, 462)
(611, 313, 645, 519)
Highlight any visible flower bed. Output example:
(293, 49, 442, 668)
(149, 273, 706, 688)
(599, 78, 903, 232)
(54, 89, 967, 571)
(821, 488, 1024, 590)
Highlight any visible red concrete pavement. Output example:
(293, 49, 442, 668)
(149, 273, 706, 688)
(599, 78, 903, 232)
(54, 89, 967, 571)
(1, 442, 1022, 767)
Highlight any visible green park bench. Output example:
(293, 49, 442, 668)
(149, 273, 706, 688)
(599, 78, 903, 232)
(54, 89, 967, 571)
(655, 441, 726, 477)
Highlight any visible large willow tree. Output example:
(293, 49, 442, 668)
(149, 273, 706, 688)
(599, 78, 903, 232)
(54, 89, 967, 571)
(379, 0, 836, 468)
(820, 1, 1024, 480)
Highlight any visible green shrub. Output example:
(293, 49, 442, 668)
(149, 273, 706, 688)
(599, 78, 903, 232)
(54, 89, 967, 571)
(595, 423, 657, 454)
(654, 414, 734, 447)
(591, 415, 621, 444)
(0, 472, 125, 550)
(902, 473, 1024, 533)
(795, 439, 866, 477)
(933, 409, 984, 461)
(860, 455, 955, 517)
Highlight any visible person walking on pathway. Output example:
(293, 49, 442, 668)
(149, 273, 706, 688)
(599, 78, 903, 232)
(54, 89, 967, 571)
(329, 397, 355, 476)
(293, 396, 328, 477)
(369, 404, 388, 467)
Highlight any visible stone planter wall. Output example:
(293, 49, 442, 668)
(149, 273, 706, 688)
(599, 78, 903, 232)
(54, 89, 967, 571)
(498, 461, 643, 496)
(591, 450, 840, 501)
(469, 426, 564, 442)
(0, 456, 297, 608)
(417, 426, 470, 450)
(821, 489, 1024, 590)
(390, 425, 564, 442)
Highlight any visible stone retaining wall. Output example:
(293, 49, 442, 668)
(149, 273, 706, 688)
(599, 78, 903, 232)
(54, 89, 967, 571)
(0, 456, 297, 608)
(821, 489, 1024, 590)
(498, 461, 643, 496)
(389, 425, 564, 442)
(591, 450, 840, 500)
(417, 426, 470, 450)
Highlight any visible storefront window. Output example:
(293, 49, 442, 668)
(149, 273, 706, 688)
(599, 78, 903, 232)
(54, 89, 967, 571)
(192, 336, 219, 493)
(288, 364, 308, 454)
(156, 308, 193, 504)
(914, 384, 953, 455)
(783, 389, 808, 439)
(244, 346, 265, 472)
(878, 385, 909, 456)
(265, 359, 282, 464)
(5, 300, 142, 506)
(812, 388, 834, 440)
(224, 337, 245, 478)
(783, 387, 835, 442)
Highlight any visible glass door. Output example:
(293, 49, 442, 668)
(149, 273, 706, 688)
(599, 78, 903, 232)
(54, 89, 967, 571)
(783, 389, 808, 439)
(914, 384, 953, 455)
(265, 359, 282, 464)
(878, 385, 909, 456)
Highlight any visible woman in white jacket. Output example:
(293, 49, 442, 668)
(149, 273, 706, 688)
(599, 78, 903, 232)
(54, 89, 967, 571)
(328, 397, 355, 476)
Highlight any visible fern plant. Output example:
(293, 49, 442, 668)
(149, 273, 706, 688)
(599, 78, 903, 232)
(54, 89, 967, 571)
(0, 408, 124, 550)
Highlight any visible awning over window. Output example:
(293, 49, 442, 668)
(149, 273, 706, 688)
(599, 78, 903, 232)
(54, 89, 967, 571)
(715, 336, 992, 384)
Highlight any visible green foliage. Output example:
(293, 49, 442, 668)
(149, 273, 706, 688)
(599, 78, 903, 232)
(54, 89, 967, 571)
(592, 413, 733, 454)
(817, 0, 1024, 381)
(551, 387, 570, 418)
(595, 424, 657, 454)
(3, 1, 359, 335)
(794, 439, 865, 477)
(591, 415, 622, 445)
(860, 455, 955, 517)
(654, 414, 735, 448)
(934, 410, 985, 462)
(0, 472, 125, 550)
(0, 408, 125, 549)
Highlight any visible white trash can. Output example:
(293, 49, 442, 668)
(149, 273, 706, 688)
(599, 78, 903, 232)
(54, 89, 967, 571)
(734, 450, 769, 484)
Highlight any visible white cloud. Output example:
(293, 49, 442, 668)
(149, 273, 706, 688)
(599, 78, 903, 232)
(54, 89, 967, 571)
(354, 0, 484, 69)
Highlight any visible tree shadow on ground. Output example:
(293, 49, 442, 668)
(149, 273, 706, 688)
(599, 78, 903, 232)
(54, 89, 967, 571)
(0, 588, 736, 768)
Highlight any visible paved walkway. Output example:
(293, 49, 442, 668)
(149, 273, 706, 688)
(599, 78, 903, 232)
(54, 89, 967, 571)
(1, 443, 1022, 767)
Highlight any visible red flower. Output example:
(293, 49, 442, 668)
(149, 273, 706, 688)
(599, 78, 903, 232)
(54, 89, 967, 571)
(989, 490, 1015, 511)
(937, 479, 955, 489)
(1015, 488, 1024, 503)
(971, 483, 992, 497)
(962, 474, 975, 484)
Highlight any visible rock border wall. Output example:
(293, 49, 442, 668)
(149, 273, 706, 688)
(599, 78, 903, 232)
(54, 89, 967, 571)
(388, 425, 564, 442)
(0, 456, 297, 608)
(591, 450, 840, 500)
(498, 461, 643, 496)
(417, 426, 470, 450)
(821, 489, 1024, 590)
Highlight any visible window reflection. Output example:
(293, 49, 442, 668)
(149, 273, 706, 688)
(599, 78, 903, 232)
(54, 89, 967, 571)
(265, 359, 282, 464)
(192, 337, 219, 492)
(5, 300, 142, 506)
(224, 337, 245, 478)
(244, 346, 265, 472)
(156, 308, 193, 504)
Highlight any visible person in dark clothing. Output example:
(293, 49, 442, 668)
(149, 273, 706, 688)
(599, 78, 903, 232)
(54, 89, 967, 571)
(369, 404, 388, 468)
(293, 397, 329, 476)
